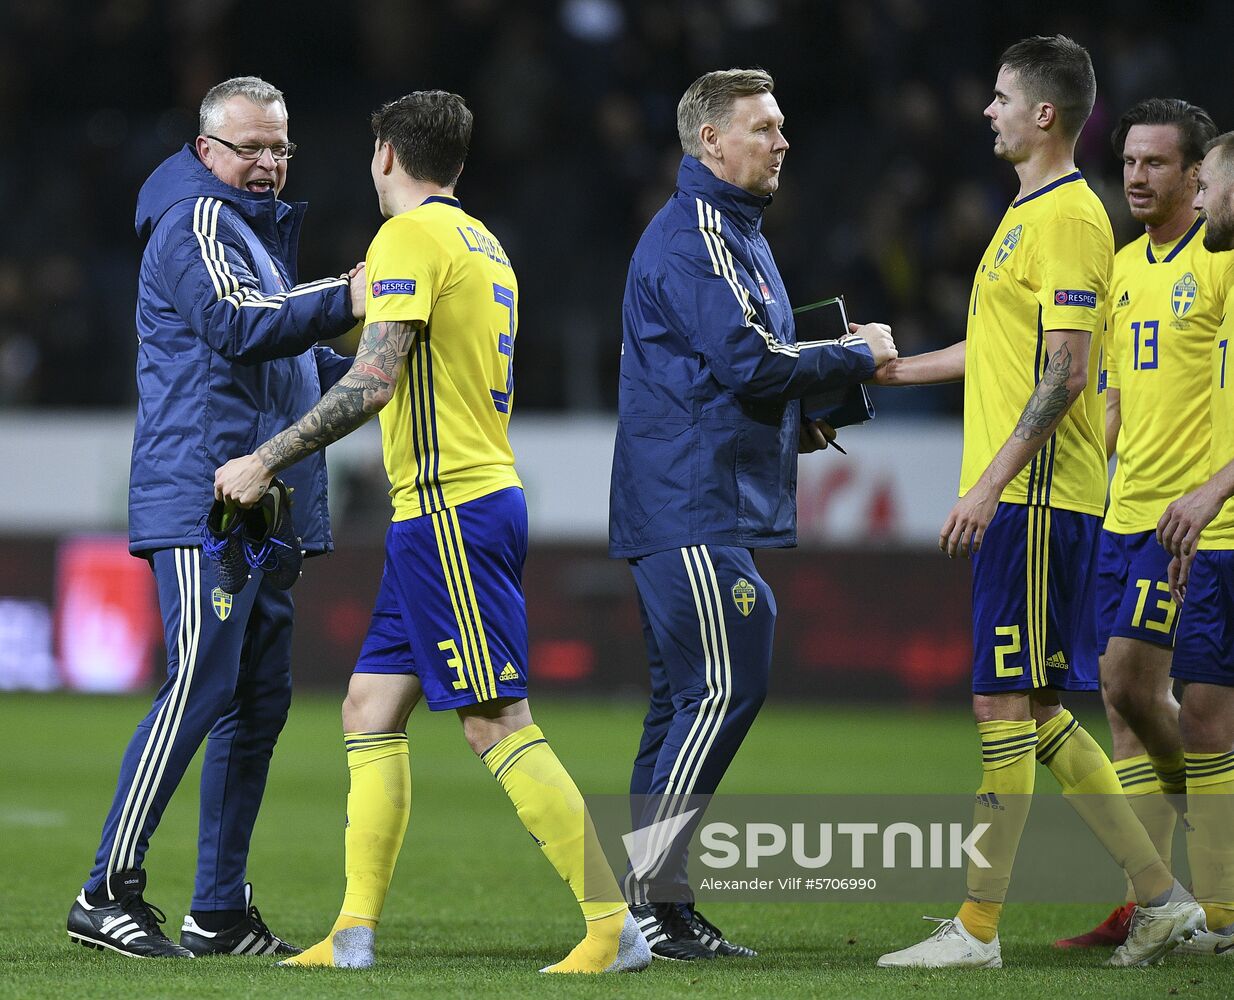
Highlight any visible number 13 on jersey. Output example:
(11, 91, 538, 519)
(491, 283, 515, 413)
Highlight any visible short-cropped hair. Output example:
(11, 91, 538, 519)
(999, 35, 1095, 140)
(371, 91, 473, 188)
(199, 77, 286, 136)
(677, 68, 775, 158)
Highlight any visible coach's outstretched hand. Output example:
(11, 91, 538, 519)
(848, 321, 897, 367)
(215, 453, 274, 508)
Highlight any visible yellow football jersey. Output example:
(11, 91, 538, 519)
(1200, 281, 1234, 549)
(960, 172, 1113, 515)
(1105, 216, 1234, 533)
(364, 195, 522, 521)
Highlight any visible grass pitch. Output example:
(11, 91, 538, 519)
(0, 693, 1225, 999)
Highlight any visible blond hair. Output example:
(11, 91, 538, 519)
(677, 69, 774, 157)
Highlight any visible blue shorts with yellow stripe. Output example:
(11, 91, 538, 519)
(1097, 528, 1179, 653)
(354, 486, 530, 710)
(1172, 549, 1234, 687)
(971, 502, 1100, 694)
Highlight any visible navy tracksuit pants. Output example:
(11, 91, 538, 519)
(625, 544, 775, 904)
(84, 546, 294, 912)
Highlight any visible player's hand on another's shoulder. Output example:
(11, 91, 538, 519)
(347, 262, 367, 320)
(849, 321, 897, 367)
(215, 454, 274, 508)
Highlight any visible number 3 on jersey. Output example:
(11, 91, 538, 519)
(491, 283, 515, 413)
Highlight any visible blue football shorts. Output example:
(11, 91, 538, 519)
(1096, 528, 1179, 653)
(970, 502, 1100, 694)
(354, 486, 530, 710)
(1172, 549, 1234, 687)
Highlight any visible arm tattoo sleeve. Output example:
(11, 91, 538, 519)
(256, 320, 419, 472)
(1012, 340, 1074, 441)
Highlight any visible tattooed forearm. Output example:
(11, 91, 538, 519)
(254, 320, 419, 473)
(1012, 341, 1075, 441)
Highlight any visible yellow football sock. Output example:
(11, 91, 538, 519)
(483, 724, 626, 971)
(1185, 752, 1234, 933)
(280, 733, 409, 968)
(959, 719, 1037, 942)
(541, 909, 629, 974)
(279, 915, 373, 968)
(339, 731, 411, 923)
(1149, 749, 1187, 796)
(1115, 754, 1177, 903)
(1037, 711, 1172, 904)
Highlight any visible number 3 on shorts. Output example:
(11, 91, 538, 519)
(439, 638, 468, 690)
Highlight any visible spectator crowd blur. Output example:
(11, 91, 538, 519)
(3, 0, 1230, 414)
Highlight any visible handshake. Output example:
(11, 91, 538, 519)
(848, 321, 897, 369)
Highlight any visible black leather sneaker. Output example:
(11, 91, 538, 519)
(67, 869, 194, 959)
(180, 883, 300, 957)
(685, 905, 758, 957)
(630, 902, 714, 961)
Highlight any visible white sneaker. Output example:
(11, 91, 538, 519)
(1172, 927, 1234, 957)
(877, 917, 1002, 969)
(1108, 887, 1205, 967)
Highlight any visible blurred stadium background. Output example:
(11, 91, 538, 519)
(3, 0, 1230, 709)
(5, 4, 1233, 995)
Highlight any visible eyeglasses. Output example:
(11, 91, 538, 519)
(207, 135, 297, 160)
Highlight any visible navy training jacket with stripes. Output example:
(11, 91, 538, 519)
(129, 146, 355, 555)
(609, 156, 877, 559)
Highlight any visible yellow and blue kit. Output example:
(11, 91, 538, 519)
(963, 172, 1112, 693)
(1173, 281, 1234, 687)
(1098, 216, 1233, 652)
(352, 195, 528, 709)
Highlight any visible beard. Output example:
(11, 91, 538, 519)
(1204, 210, 1234, 252)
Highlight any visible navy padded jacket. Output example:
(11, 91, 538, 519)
(129, 146, 355, 555)
(609, 156, 876, 559)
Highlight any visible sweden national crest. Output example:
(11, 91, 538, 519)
(211, 587, 232, 622)
(1172, 272, 1198, 318)
(731, 578, 756, 617)
(993, 224, 1022, 268)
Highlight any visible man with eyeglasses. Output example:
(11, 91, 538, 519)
(66, 76, 365, 960)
